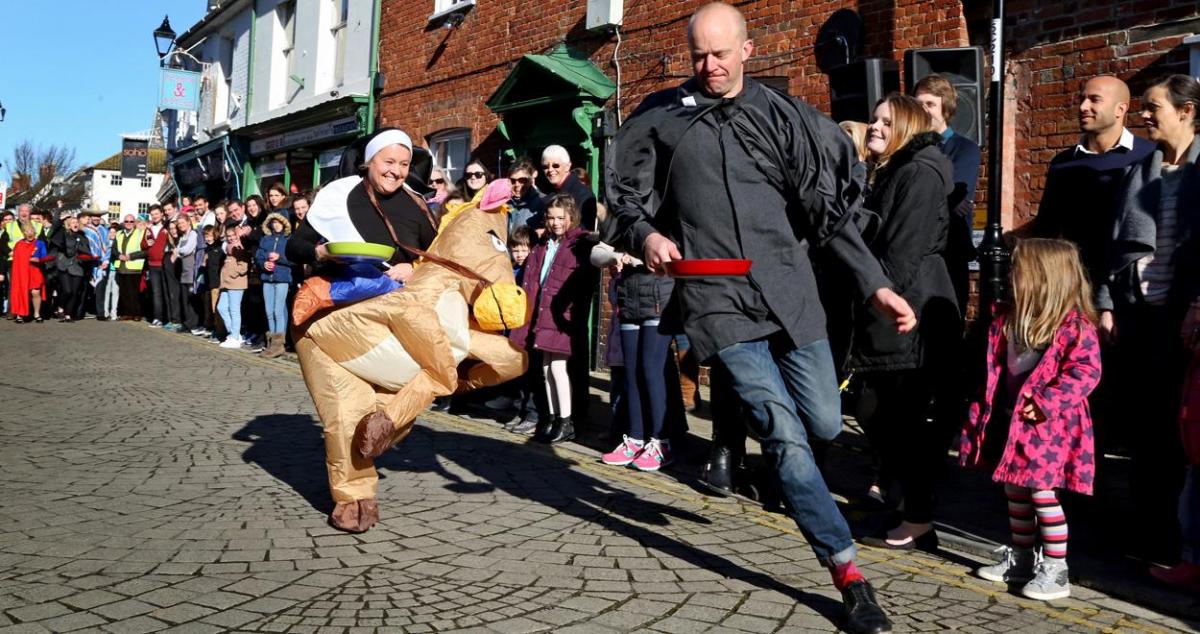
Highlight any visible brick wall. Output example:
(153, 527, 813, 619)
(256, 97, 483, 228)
(378, 1, 968, 154)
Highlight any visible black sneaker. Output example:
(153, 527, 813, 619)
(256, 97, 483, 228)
(841, 580, 892, 634)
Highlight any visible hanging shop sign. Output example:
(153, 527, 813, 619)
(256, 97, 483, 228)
(159, 68, 202, 112)
(121, 138, 150, 179)
(250, 116, 360, 156)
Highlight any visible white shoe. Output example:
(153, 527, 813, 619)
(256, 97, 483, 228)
(219, 336, 243, 349)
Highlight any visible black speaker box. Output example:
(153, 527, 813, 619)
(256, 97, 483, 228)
(829, 58, 900, 124)
(905, 47, 985, 146)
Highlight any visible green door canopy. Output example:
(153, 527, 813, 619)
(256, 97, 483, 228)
(486, 44, 616, 114)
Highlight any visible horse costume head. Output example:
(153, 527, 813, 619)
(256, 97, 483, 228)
(409, 179, 527, 332)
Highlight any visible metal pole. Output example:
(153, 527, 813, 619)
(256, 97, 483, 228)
(978, 0, 1009, 319)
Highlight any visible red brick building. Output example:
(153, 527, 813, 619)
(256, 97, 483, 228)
(378, 0, 1199, 226)
(376, 0, 1199, 366)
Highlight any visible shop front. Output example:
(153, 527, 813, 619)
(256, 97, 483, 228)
(242, 101, 368, 197)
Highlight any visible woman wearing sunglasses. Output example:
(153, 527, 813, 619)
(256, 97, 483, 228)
(426, 167, 456, 217)
(456, 158, 492, 201)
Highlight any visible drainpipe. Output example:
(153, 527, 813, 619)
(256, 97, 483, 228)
(366, 0, 382, 134)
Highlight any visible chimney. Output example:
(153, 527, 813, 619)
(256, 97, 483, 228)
(38, 164, 56, 185)
(10, 173, 31, 194)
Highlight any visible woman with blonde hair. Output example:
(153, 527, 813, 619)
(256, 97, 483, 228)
(839, 120, 870, 162)
(851, 92, 962, 551)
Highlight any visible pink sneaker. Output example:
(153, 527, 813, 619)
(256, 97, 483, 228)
(602, 436, 644, 466)
(632, 439, 671, 471)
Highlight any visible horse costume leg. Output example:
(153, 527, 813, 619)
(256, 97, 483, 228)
(459, 332, 528, 393)
(295, 336, 381, 533)
(354, 303, 461, 459)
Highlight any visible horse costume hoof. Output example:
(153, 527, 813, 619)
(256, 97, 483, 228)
(355, 411, 395, 459)
(329, 499, 380, 533)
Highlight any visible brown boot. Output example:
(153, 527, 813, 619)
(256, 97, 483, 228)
(262, 332, 285, 359)
(678, 349, 699, 412)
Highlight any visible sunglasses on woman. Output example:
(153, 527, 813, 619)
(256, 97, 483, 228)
(542, 163, 563, 170)
(465, 171, 486, 179)
(429, 178, 445, 185)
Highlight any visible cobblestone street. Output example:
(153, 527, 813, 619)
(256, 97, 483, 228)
(0, 320, 1193, 633)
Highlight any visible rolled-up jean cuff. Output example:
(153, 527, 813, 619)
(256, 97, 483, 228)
(824, 543, 858, 568)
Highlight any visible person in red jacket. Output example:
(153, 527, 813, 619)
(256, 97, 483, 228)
(508, 193, 597, 444)
(141, 204, 171, 327)
(6, 223, 49, 323)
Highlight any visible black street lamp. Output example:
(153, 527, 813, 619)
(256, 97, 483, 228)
(154, 16, 177, 61)
(977, 0, 1009, 320)
(0, 101, 6, 122)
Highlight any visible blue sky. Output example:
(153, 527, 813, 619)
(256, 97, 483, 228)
(0, 1, 207, 182)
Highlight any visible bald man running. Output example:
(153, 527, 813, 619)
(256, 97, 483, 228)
(607, 3, 909, 632)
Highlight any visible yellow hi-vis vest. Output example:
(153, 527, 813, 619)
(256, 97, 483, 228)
(114, 228, 146, 273)
(4, 220, 44, 260)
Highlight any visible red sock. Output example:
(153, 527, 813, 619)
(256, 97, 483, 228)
(830, 561, 865, 590)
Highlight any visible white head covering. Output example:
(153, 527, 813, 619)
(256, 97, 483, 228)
(363, 129, 413, 164)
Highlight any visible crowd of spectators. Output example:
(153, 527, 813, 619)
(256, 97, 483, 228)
(1, 51, 1197, 628)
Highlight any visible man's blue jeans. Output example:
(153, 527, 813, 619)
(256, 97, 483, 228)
(716, 334, 856, 567)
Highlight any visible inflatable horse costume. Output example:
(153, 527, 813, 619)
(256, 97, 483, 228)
(293, 179, 528, 532)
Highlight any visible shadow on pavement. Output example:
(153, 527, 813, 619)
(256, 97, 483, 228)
(233, 415, 845, 628)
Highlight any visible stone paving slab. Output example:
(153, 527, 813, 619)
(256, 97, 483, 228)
(0, 320, 1193, 633)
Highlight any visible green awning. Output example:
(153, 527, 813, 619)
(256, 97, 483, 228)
(486, 44, 615, 113)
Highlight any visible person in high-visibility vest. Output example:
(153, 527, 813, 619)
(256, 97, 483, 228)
(3, 204, 44, 263)
(112, 214, 146, 320)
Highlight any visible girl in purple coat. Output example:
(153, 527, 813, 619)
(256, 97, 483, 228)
(509, 193, 597, 444)
(959, 239, 1102, 601)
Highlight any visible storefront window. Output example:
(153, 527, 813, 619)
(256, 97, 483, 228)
(258, 159, 287, 195)
(318, 149, 344, 187)
(288, 152, 315, 196)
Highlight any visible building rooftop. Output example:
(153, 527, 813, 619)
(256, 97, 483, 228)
(92, 148, 169, 174)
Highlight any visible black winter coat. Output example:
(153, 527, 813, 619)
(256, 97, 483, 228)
(605, 78, 891, 361)
(847, 132, 961, 373)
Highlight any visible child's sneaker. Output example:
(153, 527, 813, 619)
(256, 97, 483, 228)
(1021, 558, 1070, 600)
(977, 546, 1036, 584)
(602, 436, 644, 466)
(632, 438, 671, 472)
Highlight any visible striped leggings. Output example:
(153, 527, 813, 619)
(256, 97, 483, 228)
(1005, 484, 1069, 559)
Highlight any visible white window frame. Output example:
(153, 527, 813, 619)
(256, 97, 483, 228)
(430, 0, 475, 21)
(138, 202, 151, 214)
(1186, 35, 1200, 78)
(141, 176, 154, 188)
(330, 0, 349, 87)
(111, 174, 123, 187)
(213, 35, 235, 125)
(273, 0, 298, 106)
(428, 129, 471, 184)
(109, 201, 121, 213)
